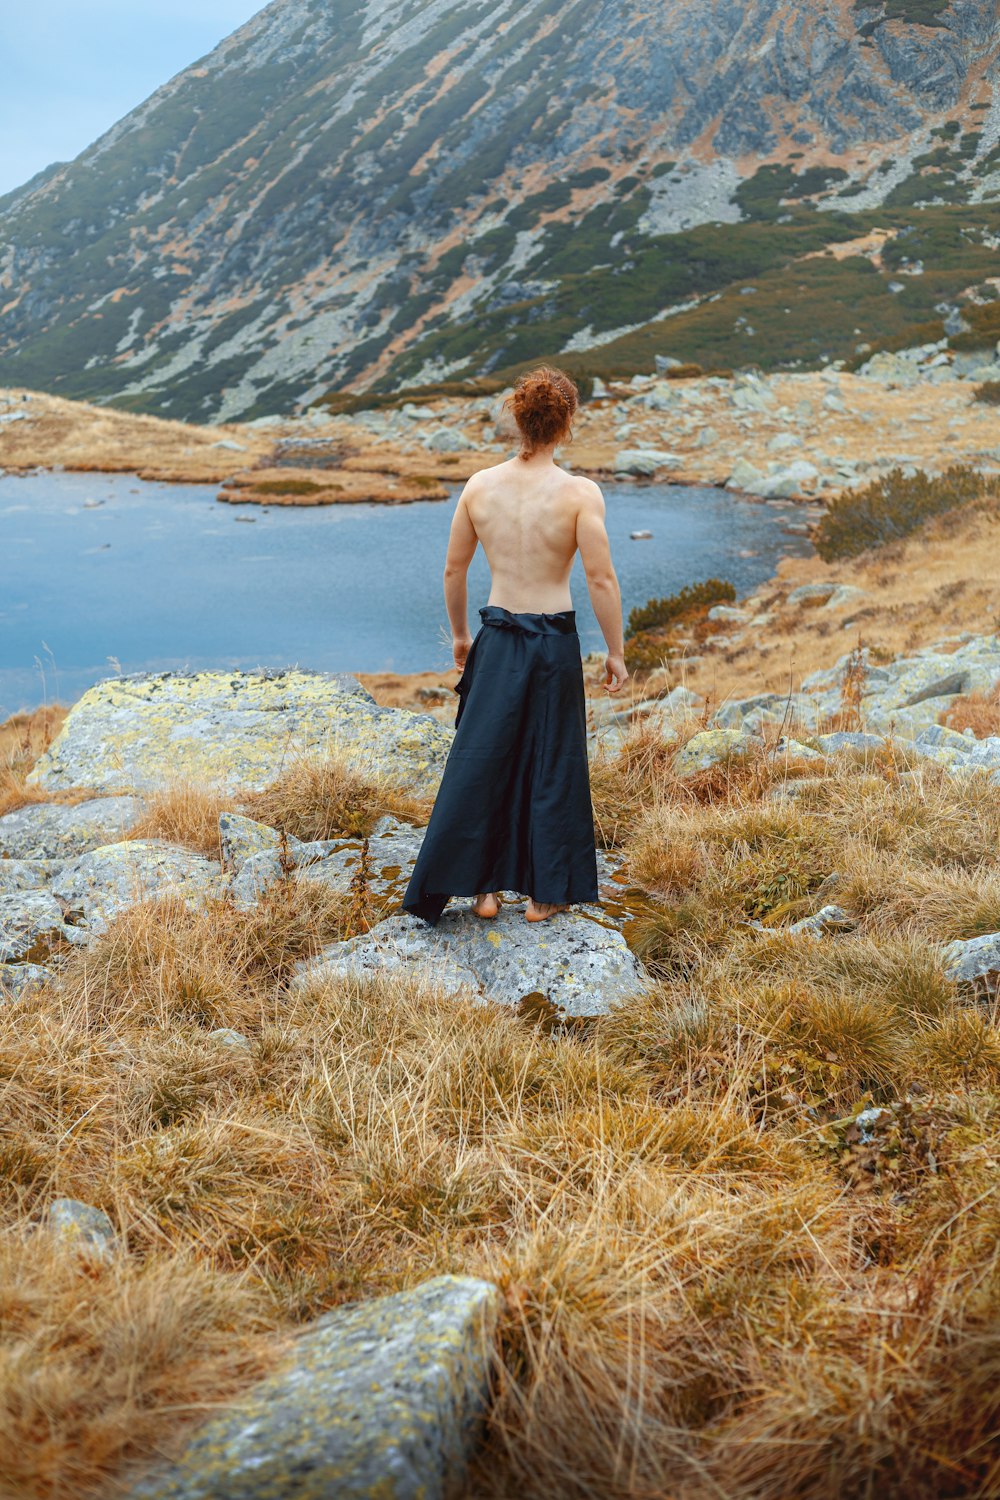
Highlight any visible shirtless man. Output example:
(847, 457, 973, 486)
(434, 376, 628, 922)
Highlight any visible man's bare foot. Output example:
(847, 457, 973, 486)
(525, 900, 569, 923)
(472, 892, 502, 919)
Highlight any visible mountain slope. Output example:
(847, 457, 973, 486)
(1, 0, 998, 419)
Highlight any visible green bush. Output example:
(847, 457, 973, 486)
(813, 466, 987, 562)
(974, 381, 1000, 406)
(626, 578, 736, 639)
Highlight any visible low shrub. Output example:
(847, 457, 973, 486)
(626, 579, 736, 639)
(663, 363, 703, 380)
(623, 629, 678, 673)
(974, 380, 1000, 406)
(812, 465, 988, 561)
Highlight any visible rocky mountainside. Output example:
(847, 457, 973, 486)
(1, 0, 999, 419)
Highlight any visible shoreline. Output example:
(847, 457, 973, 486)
(7, 364, 1000, 513)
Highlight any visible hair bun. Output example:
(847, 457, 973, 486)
(505, 366, 579, 458)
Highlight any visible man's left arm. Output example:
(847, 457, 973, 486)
(443, 488, 479, 670)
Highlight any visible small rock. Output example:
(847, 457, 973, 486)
(424, 427, 475, 452)
(674, 729, 762, 775)
(773, 738, 823, 761)
(942, 931, 1000, 992)
(853, 1106, 891, 1144)
(207, 1028, 251, 1050)
(614, 448, 682, 476)
(211, 439, 246, 452)
(46, 1199, 117, 1257)
(787, 904, 856, 937)
(814, 731, 885, 755)
(726, 457, 766, 492)
(707, 605, 749, 623)
(822, 585, 868, 610)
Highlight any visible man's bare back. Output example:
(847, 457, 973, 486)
(443, 448, 629, 695)
(466, 455, 589, 613)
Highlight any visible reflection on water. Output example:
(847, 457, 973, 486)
(0, 470, 809, 714)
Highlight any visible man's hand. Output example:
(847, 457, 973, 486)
(604, 654, 629, 694)
(453, 635, 474, 672)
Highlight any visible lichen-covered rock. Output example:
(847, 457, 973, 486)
(674, 728, 763, 776)
(219, 811, 337, 880)
(128, 1275, 499, 1500)
(295, 904, 648, 1019)
(225, 814, 426, 911)
(0, 961, 55, 1000)
(772, 738, 823, 761)
(0, 858, 61, 893)
(814, 731, 885, 755)
(298, 819, 429, 909)
(0, 796, 142, 859)
(46, 1199, 117, 1256)
(942, 931, 1000, 992)
(219, 812, 286, 873)
(28, 671, 453, 795)
(908, 724, 978, 769)
(52, 840, 225, 934)
(0, 890, 72, 962)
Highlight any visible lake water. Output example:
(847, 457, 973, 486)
(0, 470, 809, 715)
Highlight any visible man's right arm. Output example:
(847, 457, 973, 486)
(575, 481, 628, 694)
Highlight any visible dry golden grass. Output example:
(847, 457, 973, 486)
(945, 687, 1000, 739)
(124, 784, 230, 858)
(0, 704, 69, 815)
(3, 720, 1000, 1497)
(245, 754, 432, 841)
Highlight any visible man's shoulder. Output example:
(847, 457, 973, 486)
(464, 458, 512, 495)
(563, 472, 604, 509)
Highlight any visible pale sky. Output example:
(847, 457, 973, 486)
(1, 2, 264, 197)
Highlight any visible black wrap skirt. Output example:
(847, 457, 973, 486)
(402, 604, 600, 925)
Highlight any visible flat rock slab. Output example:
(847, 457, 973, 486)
(296, 904, 648, 1019)
(0, 796, 142, 859)
(28, 671, 453, 795)
(128, 1275, 499, 1500)
(52, 840, 225, 935)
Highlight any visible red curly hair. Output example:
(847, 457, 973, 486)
(504, 365, 579, 459)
